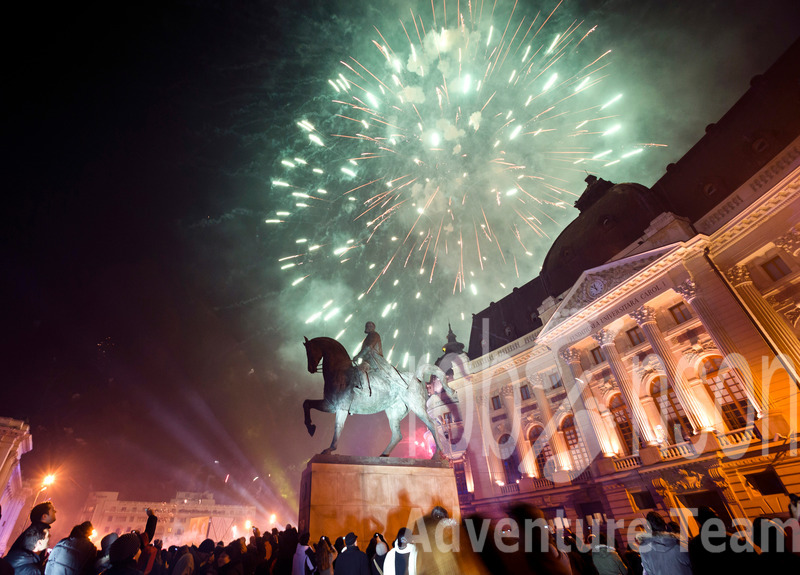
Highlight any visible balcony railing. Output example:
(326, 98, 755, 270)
(613, 454, 642, 471)
(500, 483, 520, 495)
(718, 427, 757, 447)
(530, 477, 555, 490)
(570, 468, 593, 482)
(660, 441, 695, 460)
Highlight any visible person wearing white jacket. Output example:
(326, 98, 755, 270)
(382, 529, 417, 575)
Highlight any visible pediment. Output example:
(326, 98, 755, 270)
(542, 244, 679, 331)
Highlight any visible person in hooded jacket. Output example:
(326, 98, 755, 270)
(591, 533, 628, 575)
(4, 524, 50, 575)
(636, 512, 692, 575)
(46, 522, 98, 575)
(382, 529, 416, 575)
(291, 533, 314, 575)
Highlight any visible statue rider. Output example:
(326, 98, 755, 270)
(353, 321, 408, 392)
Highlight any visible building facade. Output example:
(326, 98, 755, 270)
(81, 491, 257, 547)
(429, 39, 800, 536)
(0, 417, 33, 555)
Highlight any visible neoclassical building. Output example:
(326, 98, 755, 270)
(428, 39, 800, 532)
(0, 418, 33, 555)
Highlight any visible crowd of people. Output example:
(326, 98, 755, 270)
(1, 499, 799, 575)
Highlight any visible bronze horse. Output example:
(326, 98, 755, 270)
(303, 336, 444, 458)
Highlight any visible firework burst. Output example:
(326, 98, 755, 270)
(272, 0, 660, 360)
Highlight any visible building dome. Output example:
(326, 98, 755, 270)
(540, 177, 664, 297)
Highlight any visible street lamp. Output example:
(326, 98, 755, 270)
(32, 474, 56, 506)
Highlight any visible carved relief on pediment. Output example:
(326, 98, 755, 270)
(561, 254, 665, 312)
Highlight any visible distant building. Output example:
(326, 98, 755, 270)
(81, 491, 256, 546)
(430, 39, 800, 534)
(0, 417, 33, 555)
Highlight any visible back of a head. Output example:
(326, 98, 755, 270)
(101, 533, 119, 555)
(110, 533, 142, 565)
(394, 527, 411, 548)
(299, 532, 310, 546)
(70, 522, 93, 539)
(597, 532, 608, 546)
(646, 511, 667, 533)
(431, 506, 449, 521)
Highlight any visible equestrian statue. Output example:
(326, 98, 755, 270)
(303, 321, 445, 458)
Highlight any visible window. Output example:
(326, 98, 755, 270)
(528, 426, 553, 478)
(745, 469, 785, 495)
(702, 356, 752, 430)
(561, 415, 589, 469)
(669, 302, 692, 324)
(590, 347, 606, 365)
(491, 395, 502, 410)
(107, 516, 112, 523)
(549, 373, 563, 389)
(762, 256, 791, 281)
(499, 434, 521, 484)
(609, 395, 635, 455)
(520, 385, 531, 401)
(631, 491, 656, 511)
(441, 412, 453, 424)
(453, 461, 470, 496)
(627, 326, 646, 346)
(651, 377, 692, 443)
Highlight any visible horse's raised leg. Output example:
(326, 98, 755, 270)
(381, 402, 409, 457)
(321, 408, 348, 455)
(303, 398, 331, 437)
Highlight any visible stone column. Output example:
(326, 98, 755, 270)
(726, 265, 800, 384)
(674, 278, 764, 416)
(475, 393, 509, 487)
(499, 385, 537, 477)
(630, 305, 712, 432)
(531, 375, 571, 472)
(559, 347, 617, 457)
(592, 328, 659, 445)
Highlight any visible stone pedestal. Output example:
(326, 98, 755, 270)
(298, 454, 460, 543)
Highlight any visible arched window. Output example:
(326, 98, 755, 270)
(651, 377, 692, 444)
(560, 415, 589, 470)
(528, 426, 553, 477)
(608, 394, 635, 455)
(498, 433, 521, 484)
(701, 356, 751, 430)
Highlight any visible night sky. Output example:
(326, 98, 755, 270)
(3, 0, 799, 534)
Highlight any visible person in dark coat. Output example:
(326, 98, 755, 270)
(95, 534, 119, 575)
(45, 522, 98, 575)
(101, 533, 143, 575)
(333, 533, 368, 575)
(10, 502, 58, 552)
(687, 506, 759, 575)
(622, 544, 642, 575)
(4, 524, 50, 575)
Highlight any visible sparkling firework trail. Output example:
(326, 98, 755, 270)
(272, 0, 661, 361)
